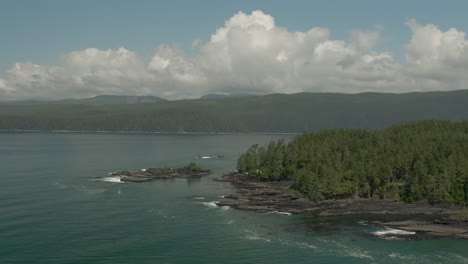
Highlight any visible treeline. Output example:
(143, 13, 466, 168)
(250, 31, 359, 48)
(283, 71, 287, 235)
(1, 90, 468, 132)
(237, 120, 468, 205)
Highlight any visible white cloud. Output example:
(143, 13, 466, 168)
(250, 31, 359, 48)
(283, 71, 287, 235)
(0, 11, 467, 100)
(405, 19, 468, 89)
(349, 25, 383, 50)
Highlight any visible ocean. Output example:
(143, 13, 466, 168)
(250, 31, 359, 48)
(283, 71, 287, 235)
(1, 132, 467, 263)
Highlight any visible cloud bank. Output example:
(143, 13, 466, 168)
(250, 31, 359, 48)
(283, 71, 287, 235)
(1, 10, 467, 100)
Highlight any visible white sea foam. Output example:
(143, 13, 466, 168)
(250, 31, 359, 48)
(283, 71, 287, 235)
(201, 201, 220, 208)
(196, 155, 224, 159)
(321, 238, 374, 260)
(99, 176, 122, 183)
(246, 235, 271, 242)
(263, 211, 292, 216)
(196, 156, 213, 159)
(345, 249, 374, 260)
(373, 227, 415, 236)
(243, 229, 272, 242)
(273, 211, 291, 216)
(141, 169, 147, 172)
(357, 220, 368, 226)
(389, 252, 415, 260)
(296, 242, 317, 249)
(192, 196, 205, 200)
(220, 206, 230, 211)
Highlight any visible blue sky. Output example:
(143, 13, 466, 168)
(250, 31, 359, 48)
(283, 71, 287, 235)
(2, 0, 467, 69)
(1, 0, 468, 99)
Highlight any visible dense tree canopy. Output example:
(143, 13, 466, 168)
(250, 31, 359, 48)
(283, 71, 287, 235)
(237, 120, 468, 205)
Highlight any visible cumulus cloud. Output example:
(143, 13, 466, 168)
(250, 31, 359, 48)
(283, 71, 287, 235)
(405, 19, 468, 88)
(0, 11, 467, 100)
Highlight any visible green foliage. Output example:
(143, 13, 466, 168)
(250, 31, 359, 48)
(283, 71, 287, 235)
(185, 162, 203, 172)
(237, 120, 468, 205)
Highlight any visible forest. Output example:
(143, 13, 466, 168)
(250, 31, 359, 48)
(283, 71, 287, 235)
(236, 120, 468, 205)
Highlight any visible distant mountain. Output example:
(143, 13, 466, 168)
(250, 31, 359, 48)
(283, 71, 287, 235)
(58, 95, 167, 105)
(199, 93, 257, 100)
(0, 90, 467, 133)
(2, 95, 167, 105)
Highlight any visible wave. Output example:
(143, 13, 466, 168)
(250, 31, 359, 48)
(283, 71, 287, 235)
(295, 242, 317, 249)
(199, 201, 230, 211)
(192, 196, 205, 200)
(244, 230, 271, 242)
(263, 210, 292, 216)
(273, 211, 291, 216)
(195, 155, 225, 159)
(201, 201, 220, 208)
(323, 238, 374, 260)
(388, 252, 415, 260)
(344, 249, 374, 260)
(98, 176, 122, 183)
(373, 227, 416, 237)
(246, 235, 271, 242)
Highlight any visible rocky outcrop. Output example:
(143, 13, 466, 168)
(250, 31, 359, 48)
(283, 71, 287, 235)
(215, 173, 468, 239)
(112, 165, 211, 183)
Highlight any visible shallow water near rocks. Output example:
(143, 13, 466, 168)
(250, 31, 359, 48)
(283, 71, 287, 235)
(1, 132, 467, 263)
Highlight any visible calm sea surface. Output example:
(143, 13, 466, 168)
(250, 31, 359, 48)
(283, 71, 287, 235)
(0, 132, 467, 264)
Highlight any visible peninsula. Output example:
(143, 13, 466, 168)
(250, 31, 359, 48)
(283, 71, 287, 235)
(216, 120, 468, 239)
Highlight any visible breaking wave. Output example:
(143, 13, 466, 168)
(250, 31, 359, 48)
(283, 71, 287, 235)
(373, 227, 416, 239)
(99, 176, 122, 183)
(263, 210, 292, 216)
(373, 227, 415, 236)
(195, 155, 224, 159)
(201, 201, 220, 208)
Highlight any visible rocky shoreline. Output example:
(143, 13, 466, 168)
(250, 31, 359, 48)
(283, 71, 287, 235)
(112, 164, 211, 182)
(215, 173, 468, 240)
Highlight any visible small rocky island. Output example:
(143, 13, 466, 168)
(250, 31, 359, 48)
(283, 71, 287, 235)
(112, 163, 212, 182)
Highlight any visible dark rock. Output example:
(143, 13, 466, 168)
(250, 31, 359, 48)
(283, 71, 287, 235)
(113, 166, 211, 183)
(213, 173, 468, 240)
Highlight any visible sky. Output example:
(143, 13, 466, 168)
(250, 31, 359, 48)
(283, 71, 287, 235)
(1, 0, 468, 100)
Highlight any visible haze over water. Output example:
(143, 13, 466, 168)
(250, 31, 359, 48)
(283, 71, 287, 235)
(1, 132, 467, 263)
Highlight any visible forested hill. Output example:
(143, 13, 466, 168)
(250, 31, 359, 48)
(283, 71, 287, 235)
(0, 90, 468, 132)
(237, 120, 468, 205)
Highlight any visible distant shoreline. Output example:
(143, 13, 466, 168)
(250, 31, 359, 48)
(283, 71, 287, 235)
(0, 129, 300, 135)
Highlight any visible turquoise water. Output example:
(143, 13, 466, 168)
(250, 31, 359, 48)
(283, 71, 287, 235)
(0, 132, 467, 264)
